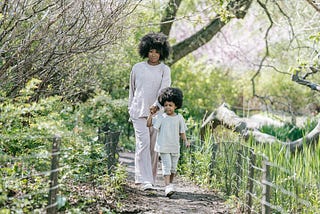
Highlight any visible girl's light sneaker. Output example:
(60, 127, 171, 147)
(165, 184, 175, 197)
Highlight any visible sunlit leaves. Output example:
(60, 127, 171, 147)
(171, 56, 240, 119)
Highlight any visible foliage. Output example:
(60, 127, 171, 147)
(262, 140, 320, 213)
(79, 90, 128, 133)
(254, 71, 317, 115)
(179, 122, 320, 213)
(171, 56, 240, 120)
(0, 79, 72, 212)
(1, 0, 320, 213)
(0, 0, 136, 100)
(260, 119, 318, 141)
(0, 78, 67, 155)
(0, 80, 129, 213)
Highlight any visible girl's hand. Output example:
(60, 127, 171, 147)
(185, 140, 190, 148)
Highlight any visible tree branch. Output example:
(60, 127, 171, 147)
(169, 0, 253, 66)
(202, 103, 320, 152)
(0, 0, 137, 99)
(160, 0, 182, 36)
(292, 67, 320, 92)
(251, 0, 273, 97)
(304, 0, 320, 13)
(169, 16, 226, 66)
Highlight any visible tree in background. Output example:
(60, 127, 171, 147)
(152, 0, 320, 116)
(1, 0, 319, 115)
(0, 0, 140, 100)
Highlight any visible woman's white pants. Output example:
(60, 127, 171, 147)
(131, 117, 158, 184)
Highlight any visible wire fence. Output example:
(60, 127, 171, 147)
(180, 136, 320, 214)
(0, 130, 120, 213)
(2, 127, 319, 213)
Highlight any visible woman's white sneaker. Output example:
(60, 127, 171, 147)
(142, 183, 153, 191)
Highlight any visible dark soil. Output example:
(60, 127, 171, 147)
(116, 152, 231, 214)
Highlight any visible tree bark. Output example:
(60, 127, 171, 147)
(169, 17, 227, 66)
(202, 103, 320, 152)
(165, 0, 253, 66)
(291, 67, 320, 92)
(304, 0, 320, 12)
(160, 0, 182, 36)
(288, 120, 320, 152)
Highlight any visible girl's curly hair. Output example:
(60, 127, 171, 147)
(158, 87, 183, 109)
(138, 32, 171, 60)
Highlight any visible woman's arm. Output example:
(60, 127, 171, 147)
(147, 113, 153, 127)
(128, 67, 135, 110)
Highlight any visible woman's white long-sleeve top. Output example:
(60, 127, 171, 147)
(128, 61, 171, 119)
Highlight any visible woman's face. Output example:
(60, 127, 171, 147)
(148, 49, 160, 65)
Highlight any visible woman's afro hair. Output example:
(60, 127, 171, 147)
(158, 87, 183, 109)
(138, 32, 171, 60)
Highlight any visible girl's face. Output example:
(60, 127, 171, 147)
(164, 101, 177, 116)
(148, 49, 160, 65)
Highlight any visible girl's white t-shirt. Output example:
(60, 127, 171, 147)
(152, 113, 187, 153)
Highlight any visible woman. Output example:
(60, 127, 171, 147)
(128, 32, 171, 190)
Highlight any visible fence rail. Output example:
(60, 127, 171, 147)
(0, 130, 120, 213)
(2, 130, 319, 213)
(180, 136, 320, 214)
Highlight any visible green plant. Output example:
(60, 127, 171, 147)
(80, 90, 128, 133)
(260, 119, 317, 141)
(179, 119, 320, 213)
(171, 56, 240, 120)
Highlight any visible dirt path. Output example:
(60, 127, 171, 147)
(117, 152, 230, 213)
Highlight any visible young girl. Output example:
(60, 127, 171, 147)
(147, 87, 190, 197)
(128, 32, 171, 190)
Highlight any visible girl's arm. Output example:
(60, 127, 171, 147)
(180, 133, 190, 147)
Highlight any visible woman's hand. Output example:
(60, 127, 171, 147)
(149, 105, 159, 114)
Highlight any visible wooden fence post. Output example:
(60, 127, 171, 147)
(178, 139, 185, 166)
(47, 135, 61, 214)
(105, 131, 120, 175)
(209, 138, 218, 184)
(189, 142, 195, 177)
(246, 148, 255, 214)
(262, 158, 271, 214)
(235, 148, 243, 197)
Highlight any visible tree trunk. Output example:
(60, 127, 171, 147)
(169, 17, 227, 66)
(202, 103, 320, 152)
(161, 0, 253, 66)
(288, 120, 320, 152)
(160, 0, 182, 36)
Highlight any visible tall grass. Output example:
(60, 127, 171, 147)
(179, 122, 320, 213)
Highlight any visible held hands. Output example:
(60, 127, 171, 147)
(147, 106, 158, 127)
(149, 105, 159, 115)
